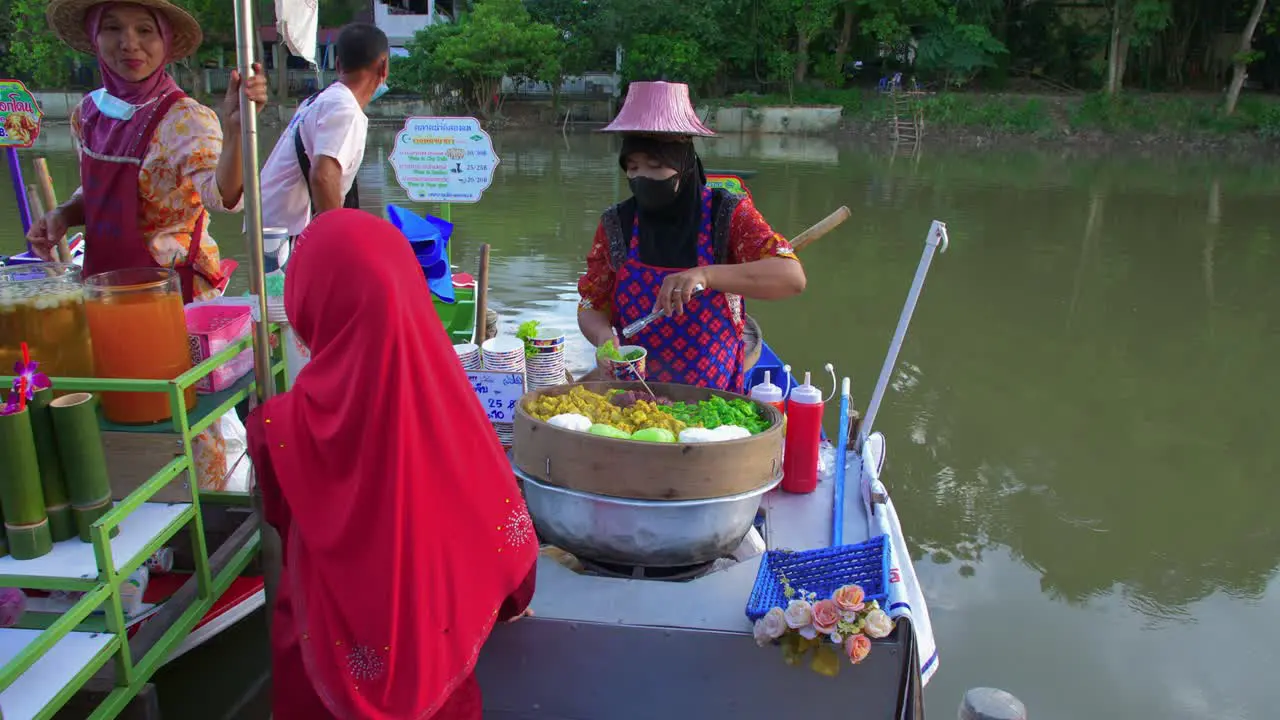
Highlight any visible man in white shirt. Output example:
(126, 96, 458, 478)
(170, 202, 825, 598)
(259, 23, 390, 238)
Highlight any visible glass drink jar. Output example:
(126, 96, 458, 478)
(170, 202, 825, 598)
(84, 268, 196, 425)
(0, 263, 95, 381)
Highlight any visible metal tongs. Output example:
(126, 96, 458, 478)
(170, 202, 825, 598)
(621, 283, 705, 338)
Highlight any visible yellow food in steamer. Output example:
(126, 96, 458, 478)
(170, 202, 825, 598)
(525, 386, 686, 436)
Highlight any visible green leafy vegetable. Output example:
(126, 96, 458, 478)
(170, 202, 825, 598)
(517, 320, 540, 358)
(659, 395, 770, 434)
(597, 344, 643, 362)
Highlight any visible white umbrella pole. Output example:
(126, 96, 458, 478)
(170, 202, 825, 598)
(234, 0, 283, 654)
(233, 0, 272, 403)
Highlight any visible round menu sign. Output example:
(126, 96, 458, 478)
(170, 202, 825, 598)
(388, 116, 500, 204)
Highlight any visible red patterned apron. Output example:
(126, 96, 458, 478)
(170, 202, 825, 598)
(79, 90, 215, 303)
(612, 187, 745, 392)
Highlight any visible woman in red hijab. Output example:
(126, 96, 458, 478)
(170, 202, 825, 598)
(246, 209, 538, 719)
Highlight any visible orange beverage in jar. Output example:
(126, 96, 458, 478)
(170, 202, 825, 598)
(84, 268, 196, 425)
(0, 264, 95, 383)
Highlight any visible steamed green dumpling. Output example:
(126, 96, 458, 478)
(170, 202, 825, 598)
(630, 427, 676, 443)
(588, 423, 632, 439)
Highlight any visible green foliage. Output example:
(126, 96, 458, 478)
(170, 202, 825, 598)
(396, 0, 560, 117)
(2, 0, 88, 88)
(621, 34, 718, 91)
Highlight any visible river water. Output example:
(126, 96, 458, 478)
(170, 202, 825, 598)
(4, 125, 1280, 720)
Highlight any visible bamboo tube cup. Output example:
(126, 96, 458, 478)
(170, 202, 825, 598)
(0, 407, 55, 559)
(30, 387, 75, 541)
(49, 393, 118, 542)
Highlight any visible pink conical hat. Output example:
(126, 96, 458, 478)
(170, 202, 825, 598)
(601, 81, 717, 137)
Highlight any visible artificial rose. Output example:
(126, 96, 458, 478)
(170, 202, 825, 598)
(811, 599, 841, 635)
(844, 633, 872, 664)
(832, 584, 866, 618)
(863, 608, 893, 639)
(783, 599, 813, 630)
(753, 607, 788, 646)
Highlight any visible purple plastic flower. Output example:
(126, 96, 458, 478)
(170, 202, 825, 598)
(0, 588, 26, 628)
(11, 358, 50, 401)
(0, 391, 20, 416)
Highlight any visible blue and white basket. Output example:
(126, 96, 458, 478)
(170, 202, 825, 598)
(745, 534, 889, 621)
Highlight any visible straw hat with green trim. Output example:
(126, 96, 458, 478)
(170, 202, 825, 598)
(47, 0, 203, 61)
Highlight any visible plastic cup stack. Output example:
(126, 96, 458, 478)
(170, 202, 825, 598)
(481, 337, 525, 373)
(481, 337, 525, 447)
(453, 343, 482, 371)
(524, 327, 566, 390)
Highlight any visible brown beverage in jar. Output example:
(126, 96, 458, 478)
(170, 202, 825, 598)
(0, 263, 95, 383)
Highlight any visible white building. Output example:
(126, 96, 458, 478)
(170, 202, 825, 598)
(373, 0, 459, 53)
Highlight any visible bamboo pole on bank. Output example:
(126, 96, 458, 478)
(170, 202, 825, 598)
(233, 0, 283, 651)
(0, 406, 55, 559)
(49, 393, 117, 542)
(30, 387, 75, 541)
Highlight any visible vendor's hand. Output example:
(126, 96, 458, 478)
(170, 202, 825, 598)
(596, 332, 620, 355)
(221, 63, 268, 127)
(25, 209, 67, 262)
(506, 608, 534, 623)
(656, 267, 710, 317)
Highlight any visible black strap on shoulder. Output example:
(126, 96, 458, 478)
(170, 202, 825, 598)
(602, 203, 628, 271)
(603, 188, 741, 269)
(293, 90, 360, 218)
(711, 188, 741, 265)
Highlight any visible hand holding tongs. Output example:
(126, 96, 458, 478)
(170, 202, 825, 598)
(621, 284, 705, 338)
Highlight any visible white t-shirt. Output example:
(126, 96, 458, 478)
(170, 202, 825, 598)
(259, 83, 368, 236)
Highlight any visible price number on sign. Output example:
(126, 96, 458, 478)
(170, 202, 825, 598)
(466, 371, 526, 424)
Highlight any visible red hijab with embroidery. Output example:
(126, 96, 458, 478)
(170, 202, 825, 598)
(259, 209, 537, 718)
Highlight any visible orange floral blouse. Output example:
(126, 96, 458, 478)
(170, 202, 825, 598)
(70, 98, 239, 302)
(577, 195, 799, 323)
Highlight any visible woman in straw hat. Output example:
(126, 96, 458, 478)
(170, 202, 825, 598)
(26, 0, 268, 304)
(577, 81, 807, 393)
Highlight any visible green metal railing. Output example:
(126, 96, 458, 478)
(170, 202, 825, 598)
(0, 326, 287, 719)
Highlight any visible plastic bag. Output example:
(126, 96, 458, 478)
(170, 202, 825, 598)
(221, 410, 252, 493)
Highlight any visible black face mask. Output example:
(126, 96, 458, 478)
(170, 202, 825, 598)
(629, 175, 680, 212)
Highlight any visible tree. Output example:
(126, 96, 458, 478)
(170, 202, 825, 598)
(399, 0, 560, 118)
(4, 0, 87, 88)
(1103, 0, 1172, 96)
(1224, 0, 1270, 115)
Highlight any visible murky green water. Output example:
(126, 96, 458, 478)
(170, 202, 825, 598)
(5, 125, 1280, 720)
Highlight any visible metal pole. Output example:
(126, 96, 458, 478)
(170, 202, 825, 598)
(7, 148, 33, 238)
(234, 0, 283, 672)
(857, 220, 948, 449)
(233, 0, 273, 404)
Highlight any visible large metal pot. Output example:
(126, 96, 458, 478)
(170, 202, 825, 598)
(516, 468, 781, 567)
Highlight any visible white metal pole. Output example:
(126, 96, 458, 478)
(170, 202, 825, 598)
(234, 0, 283, 657)
(857, 221, 949, 448)
(234, 0, 273, 404)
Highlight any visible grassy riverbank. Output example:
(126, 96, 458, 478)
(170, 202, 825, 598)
(710, 89, 1280, 151)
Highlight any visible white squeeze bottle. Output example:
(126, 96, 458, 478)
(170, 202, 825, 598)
(749, 371, 786, 427)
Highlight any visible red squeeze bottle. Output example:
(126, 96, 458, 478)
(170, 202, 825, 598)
(782, 371, 823, 494)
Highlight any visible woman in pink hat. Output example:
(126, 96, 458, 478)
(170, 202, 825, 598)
(577, 81, 806, 393)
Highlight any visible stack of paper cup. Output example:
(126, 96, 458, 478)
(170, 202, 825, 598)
(524, 327, 566, 389)
(481, 337, 525, 373)
(453, 343, 482, 371)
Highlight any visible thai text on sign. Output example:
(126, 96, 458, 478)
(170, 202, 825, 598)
(388, 117, 500, 204)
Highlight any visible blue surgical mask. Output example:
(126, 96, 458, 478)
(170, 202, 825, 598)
(371, 82, 390, 102)
(89, 89, 147, 120)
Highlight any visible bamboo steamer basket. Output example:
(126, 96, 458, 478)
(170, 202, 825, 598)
(514, 381, 784, 501)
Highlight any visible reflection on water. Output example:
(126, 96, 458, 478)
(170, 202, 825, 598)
(4, 123, 1280, 720)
